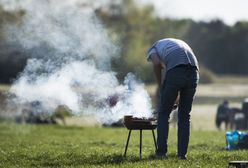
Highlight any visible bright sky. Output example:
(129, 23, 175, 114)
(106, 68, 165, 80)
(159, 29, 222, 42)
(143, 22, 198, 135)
(140, 0, 248, 25)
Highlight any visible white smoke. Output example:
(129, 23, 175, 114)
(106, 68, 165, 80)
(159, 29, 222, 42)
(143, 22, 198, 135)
(1, 0, 152, 124)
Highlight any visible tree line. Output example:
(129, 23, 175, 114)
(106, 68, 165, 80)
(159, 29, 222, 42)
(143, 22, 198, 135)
(97, 0, 248, 83)
(0, 0, 248, 83)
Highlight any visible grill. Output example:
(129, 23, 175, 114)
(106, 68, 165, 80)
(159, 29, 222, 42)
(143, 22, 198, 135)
(124, 115, 157, 129)
(123, 115, 157, 159)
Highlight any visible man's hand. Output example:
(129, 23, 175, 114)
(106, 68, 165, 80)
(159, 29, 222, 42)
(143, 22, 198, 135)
(175, 92, 180, 105)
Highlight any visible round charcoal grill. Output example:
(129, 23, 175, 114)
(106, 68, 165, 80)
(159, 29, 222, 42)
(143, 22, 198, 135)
(123, 115, 157, 159)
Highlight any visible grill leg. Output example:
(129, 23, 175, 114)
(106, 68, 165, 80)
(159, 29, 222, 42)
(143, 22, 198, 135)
(152, 129, 157, 151)
(140, 129, 142, 160)
(124, 129, 132, 157)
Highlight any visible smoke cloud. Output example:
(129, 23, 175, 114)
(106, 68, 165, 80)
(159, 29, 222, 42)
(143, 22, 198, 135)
(1, 0, 152, 124)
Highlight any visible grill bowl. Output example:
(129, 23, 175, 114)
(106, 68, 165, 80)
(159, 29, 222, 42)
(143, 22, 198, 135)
(123, 115, 157, 130)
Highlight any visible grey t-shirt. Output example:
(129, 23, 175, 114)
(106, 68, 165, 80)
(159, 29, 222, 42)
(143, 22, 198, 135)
(147, 38, 199, 71)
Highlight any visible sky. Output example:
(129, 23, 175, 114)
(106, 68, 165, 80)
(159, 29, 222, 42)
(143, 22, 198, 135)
(140, 0, 248, 25)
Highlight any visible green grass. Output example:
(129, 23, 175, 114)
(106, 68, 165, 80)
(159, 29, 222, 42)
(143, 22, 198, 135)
(0, 123, 248, 167)
(0, 84, 10, 92)
(214, 75, 248, 84)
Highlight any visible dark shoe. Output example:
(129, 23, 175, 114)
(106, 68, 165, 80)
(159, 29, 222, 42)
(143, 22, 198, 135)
(178, 155, 187, 160)
(155, 154, 167, 160)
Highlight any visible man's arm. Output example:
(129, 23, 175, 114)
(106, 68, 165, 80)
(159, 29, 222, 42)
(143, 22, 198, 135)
(150, 53, 162, 88)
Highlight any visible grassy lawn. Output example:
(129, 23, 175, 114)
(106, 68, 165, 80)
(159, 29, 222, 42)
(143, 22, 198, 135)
(0, 84, 10, 92)
(0, 123, 248, 167)
(146, 83, 248, 104)
(1, 78, 248, 167)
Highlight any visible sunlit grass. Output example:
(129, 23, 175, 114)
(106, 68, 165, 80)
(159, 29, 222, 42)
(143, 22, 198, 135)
(1, 76, 248, 167)
(0, 123, 248, 167)
(0, 84, 10, 92)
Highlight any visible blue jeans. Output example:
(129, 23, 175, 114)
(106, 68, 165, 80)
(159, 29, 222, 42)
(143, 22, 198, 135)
(156, 65, 199, 156)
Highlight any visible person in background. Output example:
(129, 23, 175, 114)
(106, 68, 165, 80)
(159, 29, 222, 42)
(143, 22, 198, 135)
(216, 100, 230, 130)
(147, 38, 199, 160)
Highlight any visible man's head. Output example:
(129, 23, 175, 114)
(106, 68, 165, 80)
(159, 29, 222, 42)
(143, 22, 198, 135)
(147, 47, 162, 66)
(147, 47, 157, 61)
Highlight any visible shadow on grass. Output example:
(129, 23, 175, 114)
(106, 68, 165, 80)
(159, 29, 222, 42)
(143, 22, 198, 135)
(6, 151, 203, 167)
(57, 154, 138, 167)
(79, 153, 158, 165)
(190, 143, 225, 151)
(35, 153, 159, 167)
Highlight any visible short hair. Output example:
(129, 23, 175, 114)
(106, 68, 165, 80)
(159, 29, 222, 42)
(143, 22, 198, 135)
(147, 47, 157, 61)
